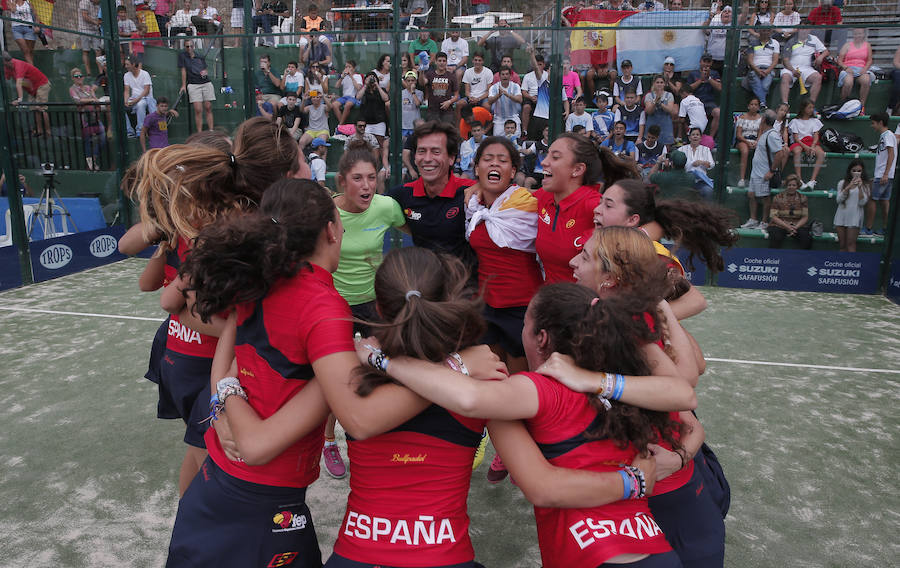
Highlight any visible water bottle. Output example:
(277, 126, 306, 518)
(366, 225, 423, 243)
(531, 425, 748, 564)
(418, 52, 430, 71)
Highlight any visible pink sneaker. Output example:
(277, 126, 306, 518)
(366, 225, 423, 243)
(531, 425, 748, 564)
(322, 444, 347, 479)
(486, 454, 508, 484)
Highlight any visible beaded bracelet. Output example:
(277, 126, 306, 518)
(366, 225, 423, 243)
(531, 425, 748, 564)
(368, 349, 390, 373)
(622, 465, 647, 499)
(596, 373, 625, 401)
(449, 352, 469, 376)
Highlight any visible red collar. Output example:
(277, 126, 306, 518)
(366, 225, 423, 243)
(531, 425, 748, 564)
(409, 174, 469, 198)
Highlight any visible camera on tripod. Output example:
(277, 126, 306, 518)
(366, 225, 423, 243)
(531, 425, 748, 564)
(41, 162, 55, 179)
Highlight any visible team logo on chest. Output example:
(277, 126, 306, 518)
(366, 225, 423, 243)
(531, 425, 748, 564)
(272, 510, 309, 533)
(445, 207, 460, 219)
(404, 208, 422, 221)
(565, 218, 576, 229)
(540, 208, 552, 225)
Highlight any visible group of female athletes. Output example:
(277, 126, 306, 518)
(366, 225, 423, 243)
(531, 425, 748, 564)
(121, 117, 737, 568)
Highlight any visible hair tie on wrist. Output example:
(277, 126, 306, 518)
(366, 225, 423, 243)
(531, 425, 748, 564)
(405, 290, 422, 301)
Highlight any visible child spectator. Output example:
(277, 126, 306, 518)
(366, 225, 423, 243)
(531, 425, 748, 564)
(637, 124, 667, 180)
(458, 121, 486, 179)
(458, 103, 492, 140)
(591, 92, 614, 140)
(254, 88, 274, 119)
(141, 96, 177, 153)
(614, 60, 643, 109)
(615, 91, 642, 143)
(678, 84, 708, 137)
(117, 6, 138, 59)
(865, 112, 896, 235)
(281, 60, 305, 100)
(491, 55, 521, 86)
(400, 71, 424, 140)
(277, 93, 305, 141)
(308, 138, 329, 187)
(462, 53, 493, 109)
(521, 125, 550, 188)
(332, 60, 363, 125)
(735, 97, 763, 187)
(788, 99, 825, 190)
(487, 66, 522, 136)
(685, 54, 721, 137)
(298, 90, 331, 151)
(601, 121, 638, 161)
(565, 96, 594, 135)
(419, 52, 459, 123)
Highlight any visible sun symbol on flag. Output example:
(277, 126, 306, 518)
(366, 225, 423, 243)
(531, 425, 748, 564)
(662, 30, 676, 44)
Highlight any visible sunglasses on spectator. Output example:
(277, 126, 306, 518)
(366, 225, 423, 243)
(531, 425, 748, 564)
(73, 73, 83, 78)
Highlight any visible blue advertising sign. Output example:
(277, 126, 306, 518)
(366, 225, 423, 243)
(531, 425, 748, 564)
(887, 259, 900, 304)
(668, 245, 708, 286)
(718, 248, 881, 294)
(0, 245, 23, 291)
(30, 226, 127, 283)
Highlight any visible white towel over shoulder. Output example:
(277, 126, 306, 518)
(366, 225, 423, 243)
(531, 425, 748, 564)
(465, 185, 539, 253)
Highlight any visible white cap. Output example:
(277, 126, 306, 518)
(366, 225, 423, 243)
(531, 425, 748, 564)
(664, 56, 676, 65)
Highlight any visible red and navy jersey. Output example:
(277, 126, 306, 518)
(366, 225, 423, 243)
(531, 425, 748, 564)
(535, 186, 602, 284)
(522, 371, 672, 567)
(468, 222, 543, 308)
(165, 237, 218, 359)
(386, 175, 476, 267)
(335, 405, 487, 566)
(206, 264, 355, 488)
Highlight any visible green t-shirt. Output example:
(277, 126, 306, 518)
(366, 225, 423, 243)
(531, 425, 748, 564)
(334, 194, 406, 305)
(408, 38, 438, 56)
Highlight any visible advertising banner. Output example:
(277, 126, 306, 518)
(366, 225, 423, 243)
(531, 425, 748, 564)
(30, 226, 127, 283)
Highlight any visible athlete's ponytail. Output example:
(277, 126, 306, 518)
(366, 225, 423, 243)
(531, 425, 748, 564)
(529, 283, 681, 453)
(356, 247, 485, 396)
(181, 179, 336, 320)
(613, 179, 737, 272)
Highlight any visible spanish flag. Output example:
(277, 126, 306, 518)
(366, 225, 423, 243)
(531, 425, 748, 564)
(134, 2, 163, 45)
(30, 0, 53, 39)
(569, 9, 635, 67)
(466, 186, 539, 253)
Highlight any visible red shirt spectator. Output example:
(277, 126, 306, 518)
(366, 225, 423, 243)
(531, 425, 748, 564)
(808, 2, 842, 26)
(5, 58, 49, 96)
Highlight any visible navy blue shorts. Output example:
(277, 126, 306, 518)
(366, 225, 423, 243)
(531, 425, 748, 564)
(167, 458, 322, 568)
(325, 553, 484, 568)
(598, 550, 682, 567)
(648, 464, 725, 568)
(480, 304, 527, 358)
(143, 317, 169, 385)
(158, 349, 212, 448)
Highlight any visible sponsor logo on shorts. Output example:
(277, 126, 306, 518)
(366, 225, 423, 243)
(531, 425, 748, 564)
(344, 511, 457, 545)
(568, 513, 664, 550)
(39, 244, 73, 269)
(391, 453, 427, 464)
(445, 206, 460, 219)
(89, 234, 118, 258)
(272, 510, 308, 533)
(267, 552, 299, 567)
(404, 208, 422, 221)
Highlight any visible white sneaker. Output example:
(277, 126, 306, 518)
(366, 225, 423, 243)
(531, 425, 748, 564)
(806, 180, 817, 190)
(799, 180, 811, 190)
(740, 218, 759, 229)
(758, 222, 768, 230)
(737, 179, 747, 188)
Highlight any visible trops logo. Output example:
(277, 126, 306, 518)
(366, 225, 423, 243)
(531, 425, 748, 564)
(38, 244, 73, 269)
(806, 259, 863, 286)
(89, 234, 118, 258)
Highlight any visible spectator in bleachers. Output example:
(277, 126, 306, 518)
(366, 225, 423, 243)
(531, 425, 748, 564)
(348, 120, 381, 154)
(681, 126, 715, 199)
(642, 74, 677, 147)
(281, 60, 304, 101)
(649, 148, 694, 193)
(615, 91, 642, 143)
(300, 27, 332, 74)
(251, 0, 287, 47)
(638, 0, 666, 11)
(463, 52, 493, 110)
(304, 62, 328, 99)
(357, 72, 390, 167)
(299, 3, 323, 33)
(373, 54, 392, 93)
(308, 138, 329, 186)
(807, 0, 842, 47)
(78, 0, 102, 76)
(10, 0, 40, 66)
(660, 56, 682, 99)
(192, 0, 222, 38)
(788, 99, 825, 189)
(298, 90, 331, 151)
(584, 62, 617, 108)
(704, 4, 731, 73)
(441, 27, 469, 83)
(735, 97, 763, 187)
(487, 66, 523, 136)
(69, 66, 106, 171)
(865, 112, 896, 235)
(116, 4, 137, 60)
(3, 51, 50, 137)
(458, 103, 492, 140)
(772, 0, 800, 44)
(668, 0, 683, 9)
(254, 53, 283, 110)
(613, 59, 641, 109)
(458, 121, 486, 179)
(228, 0, 242, 46)
(400, 0, 428, 28)
(891, 47, 900, 116)
(521, 49, 544, 138)
(774, 101, 790, 143)
(178, 39, 215, 132)
(522, 124, 550, 187)
(600, 0, 635, 9)
(686, 54, 722, 138)
(746, 0, 773, 44)
(420, 52, 460, 123)
(768, 174, 812, 248)
(154, 0, 175, 38)
(141, 96, 178, 153)
(561, 1, 585, 27)
(745, 28, 780, 107)
(401, 70, 424, 139)
(562, 58, 583, 103)
(834, 159, 870, 251)
(678, 83, 707, 139)
(742, 109, 785, 229)
(332, 60, 363, 125)
(254, 87, 274, 119)
(592, 92, 614, 140)
(276, 92, 304, 140)
(491, 55, 521, 85)
(477, 19, 525, 73)
(123, 55, 155, 139)
(0, 171, 32, 197)
(565, 96, 594, 135)
(601, 121, 638, 161)
(408, 30, 437, 69)
(837, 28, 874, 113)
(169, 0, 197, 40)
(637, 124, 667, 181)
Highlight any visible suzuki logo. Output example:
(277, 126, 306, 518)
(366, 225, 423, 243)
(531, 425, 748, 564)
(807, 267, 818, 276)
(727, 263, 737, 273)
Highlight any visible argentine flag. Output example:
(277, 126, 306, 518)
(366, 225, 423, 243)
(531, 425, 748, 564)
(616, 10, 709, 76)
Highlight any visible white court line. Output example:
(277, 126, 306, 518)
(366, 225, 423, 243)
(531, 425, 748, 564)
(0, 306, 165, 323)
(705, 357, 900, 375)
(2, 306, 898, 374)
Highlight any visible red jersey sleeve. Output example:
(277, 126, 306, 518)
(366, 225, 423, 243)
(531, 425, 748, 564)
(301, 292, 355, 362)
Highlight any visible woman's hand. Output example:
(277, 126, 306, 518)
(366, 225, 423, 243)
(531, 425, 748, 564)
(646, 443, 681, 482)
(463, 182, 483, 206)
(630, 452, 658, 495)
(535, 352, 599, 393)
(354, 335, 383, 366)
(457, 345, 508, 380)
(213, 414, 243, 462)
